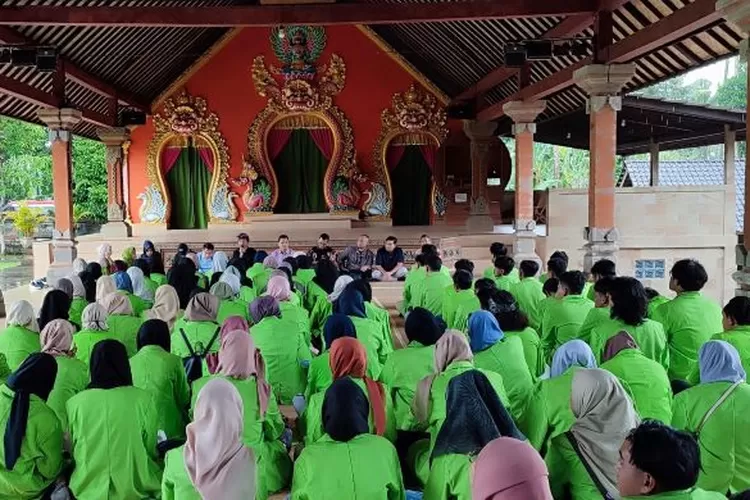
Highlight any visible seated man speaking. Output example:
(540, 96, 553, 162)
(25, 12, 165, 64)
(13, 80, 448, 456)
(372, 236, 406, 282)
(337, 234, 375, 280)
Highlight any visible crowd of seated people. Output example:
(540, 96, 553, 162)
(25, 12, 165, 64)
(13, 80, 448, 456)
(1, 234, 749, 499)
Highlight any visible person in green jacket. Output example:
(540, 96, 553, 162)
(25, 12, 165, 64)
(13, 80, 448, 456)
(266, 273, 311, 345)
(134, 258, 159, 297)
(481, 243, 520, 284)
(249, 296, 310, 404)
(442, 269, 480, 331)
(292, 377, 405, 500)
(600, 331, 673, 423)
(468, 310, 534, 423)
(535, 277, 560, 335)
(645, 287, 671, 319)
(162, 378, 257, 500)
(651, 259, 722, 381)
(37, 289, 71, 334)
(490, 255, 518, 292)
(171, 292, 220, 363)
(294, 254, 316, 289)
(305, 259, 338, 313)
(311, 275, 353, 338)
(576, 276, 614, 345)
(617, 420, 726, 499)
(381, 307, 444, 431)
(711, 296, 750, 379)
(39, 319, 88, 433)
(114, 270, 149, 317)
(67, 339, 161, 499)
(590, 277, 670, 370)
(0, 353, 62, 500)
(101, 292, 143, 357)
(587, 258, 616, 302)
(192, 328, 292, 497)
(335, 287, 391, 377)
(672, 340, 750, 494)
(130, 319, 190, 440)
(400, 254, 427, 315)
(351, 279, 395, 349)
(0, 300, 41, 371)
(211, 282, 249, 324)
(523, 340, 597, 452)
(67, 274, 88, 329)
(416, 254, 454, 318)
(425, 370, 526, 500)
(546, 368, 639, 500)
(73, 303, 118, 366)
(127, 266, 154, 310)
(540, 271, 594, 364)
(143, 284, 182, 331)
(512, 260, 546, 330)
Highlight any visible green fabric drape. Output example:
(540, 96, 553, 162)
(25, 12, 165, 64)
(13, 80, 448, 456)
(272, 129, 328, 214)
(166, 146, 211, 229)
(392, 145, 432, 226)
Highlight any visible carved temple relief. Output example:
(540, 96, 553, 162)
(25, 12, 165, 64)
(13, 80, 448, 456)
(140, 90, 237, 226)
(239, 26, 367, 215)
(372, 84, 448, 220)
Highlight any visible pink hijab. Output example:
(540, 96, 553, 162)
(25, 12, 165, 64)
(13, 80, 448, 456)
(40, 319, 76, 357)
(217, 330, 271, 417)
(266, 275, 291, 302)
(206, 316, 249, 374)
(184, 378, 256, 500)
(473, 437, 553, 500)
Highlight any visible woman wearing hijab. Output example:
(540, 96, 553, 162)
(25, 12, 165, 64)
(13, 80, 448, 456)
(248, 296, 310, 404)
(130, 319, 190, 440)
(211, 282, 249, 324)
(425, 370, 526, 500)
(97, 243, 114, 274)
(171, 293, 220, 365)
(306, 259, 339, 312)
(37, 289, 70, 332)
(468, 310, 534, 423)
(53, 277, 74, 300)
(127, 266, 154, 308)
(546, 368, 638, 500)
(150, 258, 167, 289)
(168, 261, 200, 310)
(249, 256, 276, 294)
(67, 339, 161, 499)
(39, 319, 87, 432)
(473, 437, 553, 500)
(672, 340, 750, 494)
(266, 274, 311, 345)
(101, 292, 142, 357)
(73, 258, 87, 275)
(73, 303, 118, 367)
(222, 265, 255, 304)
(67, 274, 88, 329)
(81, 262, 102, 303)
(0, 353, 62, 500)
(381, 307, 444, 431)
(0, 300, 41, 370)
(487, 289, 543, 378)
(210, 250, 229, 278)
(114, 270, 148, 316)
(205, 317, 248, 375)
(600, 331, 672, 423)
(292, 377, 404, 499)
(121, 246, 136, 267)
(349, 279, 393, 350)
(95, 275, 117, 305)
(310, 275, 353, 339)
(143, 285, 182, 330)
(523, 339, 597, 453)
(335, 287, 391, 379)
(191, 329, 292, 497)
(589, 277, 669, 370)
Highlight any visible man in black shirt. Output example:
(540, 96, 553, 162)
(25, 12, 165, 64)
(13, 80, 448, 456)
(232, 233, 256, 269)
(372, 236, 407, 281)
(308, 233, 335, 265)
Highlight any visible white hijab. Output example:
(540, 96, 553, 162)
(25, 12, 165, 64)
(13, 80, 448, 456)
(6, 300, 39, 333)
(328, 275, 354, 303)
(127, 267, 154, 302)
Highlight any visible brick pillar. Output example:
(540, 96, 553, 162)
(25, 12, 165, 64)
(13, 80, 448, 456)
(97, 127, 132, 237)
(463, 120, 498, 232)
(573, 64, 636, 271)
(503, 100, 547, 263)
(37, 108, 82, 282)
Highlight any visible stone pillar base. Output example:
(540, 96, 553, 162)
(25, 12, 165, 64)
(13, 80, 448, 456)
(513, 219, 541, 265)
(466, 214, 494, 232)
(46, 235, 77, 283)
(583, 226, 619, 272)
(101, 221, 132, 238)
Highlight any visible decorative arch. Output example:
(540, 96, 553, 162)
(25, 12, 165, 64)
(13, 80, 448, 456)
(139, 90, 237, 225)
(371, 84, 449, 219)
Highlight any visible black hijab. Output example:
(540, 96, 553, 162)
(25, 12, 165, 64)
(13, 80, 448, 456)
(405, 307, 445, 346)
(4, 353, 57, 470)
(348, 279, 373, 303)
(38, 289, 71, 331)
(322, 377, 369, 442)
(168, 261, 199, 309)
(324, 314, 357, 349)
(313, 260, 339, 294)
(81, 262, 103, 303)
(137, 319, 171, 352)
(89, 339, 133, 389)
(134, 258, 151, 278)
(431, 370, 524, 464)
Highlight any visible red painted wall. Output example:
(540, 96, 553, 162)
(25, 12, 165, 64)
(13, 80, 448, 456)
(128, 25, 458, 222)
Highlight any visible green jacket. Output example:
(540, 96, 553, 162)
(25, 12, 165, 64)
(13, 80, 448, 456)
(192, 375, 292, 497)
(601, 348, 672, 423)
(424, 453, 472, 500)
(652, 292, 722, 381)
(540, 295, 594, 363)
(483, 267, 520, 284)
(69, 297, 87, 329)
(672, 381, 750, 494)
(130, 345, 190, 439)
(122, 291, 149, 317)
(47, 356, 88, 433)
(143, 277, 158, 297)
(107, 314, 144, 357)
(493, 274, 516, 292)
(647, 295, 671, 319)
(367, 302, 394, 353)
(546, 433, 604, 500)
(473, 336, 535, 423)
(0, 385, 62, 500)
(380, 342, 435, 431)
(590, 318, 670, 371)
(310, 301, 391, 350)
(73, 329, 120, 367)
(67, 386, 161, 500)
(292, 433, 404, 500)
(217, 298, 249, 325)
(151, 273, 167, 287)
(624, 488, 726, 499)
(523, 367, 579, 452)
(171, 318, 220, 359)
(162, 445, 202, 500)
(350, 316, 391, 379)
(239, 286, 257, 305)
(304, 281, 328, 315)
(250, 316, 311, 403)
(710, 326, 750, 382)
(280, 301, 312, 345)
(295, 269, 316, 287)
(505, 327, 543, 378)
(0, 325, 40, 371)
(402, 267, 426, 313)
(511, 278, 545, 330)
(305, 350, 379, 400)
(416, 272, 454, 318)
(442, 288, 480, 331)
(576, 306, 611, 346)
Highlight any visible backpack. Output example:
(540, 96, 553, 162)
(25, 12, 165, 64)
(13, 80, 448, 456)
(180, 327, 220, 384)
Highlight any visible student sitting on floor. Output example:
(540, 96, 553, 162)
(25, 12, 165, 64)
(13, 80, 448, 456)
(540, 271, 594, 363)
(710, 296, 750, 378)
(415, 254, 453, 318)
(443, 268, 480, 331)
(576, 276, 615, 345)
(512, 259, 546, 330)
(101, 292, 142, 357)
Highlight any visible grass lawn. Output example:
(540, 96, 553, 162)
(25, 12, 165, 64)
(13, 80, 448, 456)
(0, 259, 21, 271)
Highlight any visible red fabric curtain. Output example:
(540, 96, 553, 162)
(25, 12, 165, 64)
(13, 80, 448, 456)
(267, 129, 293, 160)
(386, 145, 406, 171)
(419, 144, 437, 172)
(197, 147, 214, 173)
(309, 128, 334, 160)
(161, 147, 183, 175)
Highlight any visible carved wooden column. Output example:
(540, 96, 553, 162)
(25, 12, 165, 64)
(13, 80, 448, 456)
(573, 63, 636, 271)
(463, 120, 497, 232)
(98, 127, 132, 237)
(37, 108, 82, 282)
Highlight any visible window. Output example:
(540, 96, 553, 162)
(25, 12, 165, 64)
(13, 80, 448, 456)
(634, 259, 665, 279)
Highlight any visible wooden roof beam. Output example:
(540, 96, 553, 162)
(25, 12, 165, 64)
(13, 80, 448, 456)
(0, 1, 598, 27)
(477, 0, 722, 121)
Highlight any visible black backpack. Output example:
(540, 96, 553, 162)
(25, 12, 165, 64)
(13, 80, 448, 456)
(180, 327, 220, 384)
